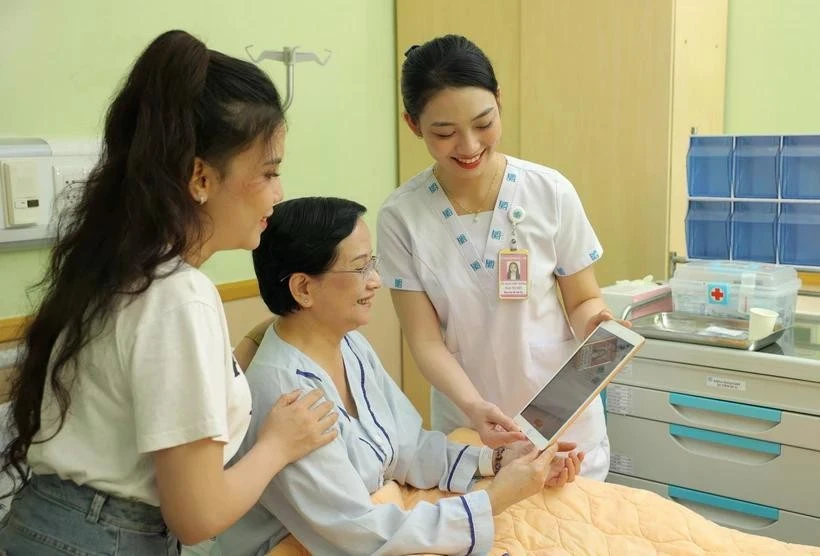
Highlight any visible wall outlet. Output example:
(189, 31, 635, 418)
(52, 165, 88, 218)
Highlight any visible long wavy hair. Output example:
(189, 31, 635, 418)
(2, 30, 285, 490)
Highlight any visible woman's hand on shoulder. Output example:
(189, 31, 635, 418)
(257, 389, 339, 465)
(466, 400, 527, 448)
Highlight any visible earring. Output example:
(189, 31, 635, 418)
(198, 196, 206, 205)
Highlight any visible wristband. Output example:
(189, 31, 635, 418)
(478, 446, 495, 477)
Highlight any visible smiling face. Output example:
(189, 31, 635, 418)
(311, 218, 382, 334)
(195, 127, 286, 259)
(407, 86, 502, 181)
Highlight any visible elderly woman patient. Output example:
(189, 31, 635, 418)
(217, 197, 583, 556)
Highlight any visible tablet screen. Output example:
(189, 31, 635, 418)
(519, 326, 638, 441)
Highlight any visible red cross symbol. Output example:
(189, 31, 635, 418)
(710, 287, 725, 302)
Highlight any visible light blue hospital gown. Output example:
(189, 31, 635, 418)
(217, 328, 494, 556)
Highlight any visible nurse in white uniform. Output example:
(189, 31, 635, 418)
(218, 197, 582, 556)
(378, 35, 622, 480)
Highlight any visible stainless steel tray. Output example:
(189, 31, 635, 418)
(630, 312, 786, 351)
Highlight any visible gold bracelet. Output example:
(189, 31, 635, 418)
(245, 333, 263, 346)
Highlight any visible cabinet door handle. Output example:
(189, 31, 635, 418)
(669, 424, 781, 456)
(669, 485, 780, 521)
(669, 393, 781, 423)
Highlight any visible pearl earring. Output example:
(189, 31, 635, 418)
(198, 196, 206, 205)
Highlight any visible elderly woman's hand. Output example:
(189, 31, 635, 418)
(494, 440, 583, 482)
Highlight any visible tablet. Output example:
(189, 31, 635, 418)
(512, 320, 645, 451)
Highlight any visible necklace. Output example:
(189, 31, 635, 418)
(433, 154, 501, 223)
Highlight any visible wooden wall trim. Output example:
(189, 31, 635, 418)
(216, 279, 260, 302)
(0, 316, 29, 344)
(0, 279, 261, 344)
(1, 271, 815, 344)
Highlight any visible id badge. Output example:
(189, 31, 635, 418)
(498, 249, 529, 300)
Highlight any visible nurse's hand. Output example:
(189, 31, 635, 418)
(583, 309, 632, 339)
(466, 400, 527, 448)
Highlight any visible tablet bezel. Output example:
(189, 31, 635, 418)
(512, 320, 645, 451)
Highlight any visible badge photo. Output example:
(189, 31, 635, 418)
(498, 249, 529, 300)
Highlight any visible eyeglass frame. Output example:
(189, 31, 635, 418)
(279, 255, 381, 283)
(323, 255, 381, 280)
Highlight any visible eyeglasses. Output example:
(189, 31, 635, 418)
(324, 256, 381, 280)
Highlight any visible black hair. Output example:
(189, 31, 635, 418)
(253, 197, 367, 316)
(2, 29, 285, 490)
(401, 34, 498, 122)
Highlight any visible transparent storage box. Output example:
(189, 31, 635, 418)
(670, 260, 802, 327)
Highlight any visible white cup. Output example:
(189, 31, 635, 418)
(748, 308, 779, 341)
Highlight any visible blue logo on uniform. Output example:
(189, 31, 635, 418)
(442, 208, 454, 219)
(456, 234, 467, 245)
(498, 200, 509, 210)
(428, 183, 439, 193)
(556, 267, 566, 276)
(394, 278, 403, 288)
(491, 229, 502, 241)
(485, 259, 495, 269)
(589, 249, 600, 261)
(507, 172, 517, 182)
(470, 261, 481, 271)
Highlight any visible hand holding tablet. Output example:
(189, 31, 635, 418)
(513, 320, 645, 451)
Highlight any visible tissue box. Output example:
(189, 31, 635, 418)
(669, 260, 801, 326)
(602, 280, 673, 320)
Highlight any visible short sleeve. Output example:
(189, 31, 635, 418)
(129, 300, 231, 453)
(377, 204, 424, 291)
(553, 174, 604, 277)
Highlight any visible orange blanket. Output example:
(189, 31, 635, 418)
(269, 430, 820, 555)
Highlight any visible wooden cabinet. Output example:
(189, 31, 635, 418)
(395, 0, 727, 422)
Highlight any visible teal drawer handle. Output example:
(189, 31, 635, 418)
(669, 424, 781, 455)
(669, 393, 781, 423)
(669, 485, 780, 521)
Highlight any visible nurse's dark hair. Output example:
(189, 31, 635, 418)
(253, 197, 367, 316)
(401, 34, 499, 123)
(2, 29, 285, 492)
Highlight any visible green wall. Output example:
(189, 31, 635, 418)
(0, 0, 396, 317)
(4, 0, 819, 318)
(724, 0, 820, 133)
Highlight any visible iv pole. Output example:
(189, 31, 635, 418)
(245, 45, 332, 111)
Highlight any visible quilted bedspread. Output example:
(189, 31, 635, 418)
(269, 430, 820, 555)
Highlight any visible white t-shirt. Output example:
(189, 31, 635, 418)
(27, 261, 252, 506)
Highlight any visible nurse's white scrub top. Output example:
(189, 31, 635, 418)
(377, 155, 610, 479)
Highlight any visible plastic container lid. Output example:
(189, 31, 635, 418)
(671, 260, 800, 290)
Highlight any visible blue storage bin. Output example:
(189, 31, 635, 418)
(731, 202, 777, 263)
(734, 136, 779, 198)
(686, 200, 731, 260)
(781, 135, 820, 199)
(687, 136, 733, 197)
(778, 203, 820, 266)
